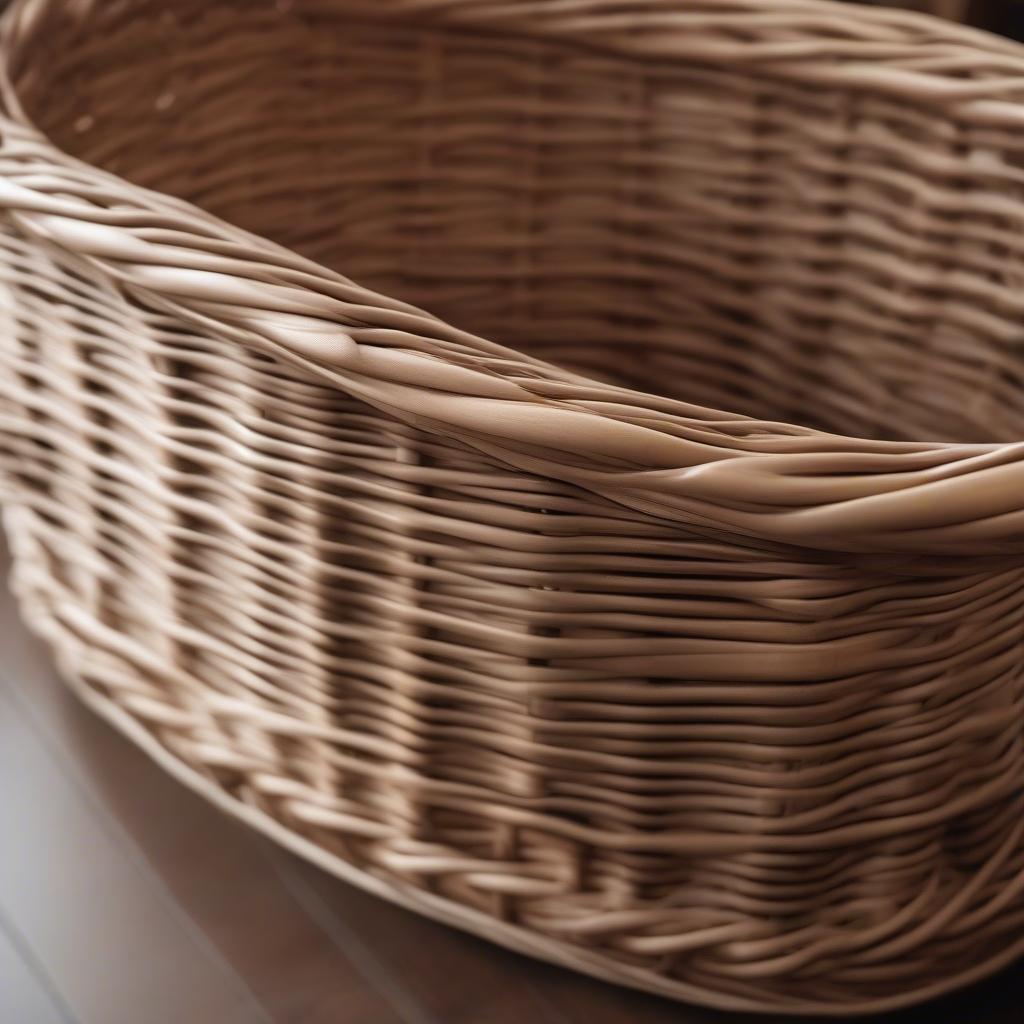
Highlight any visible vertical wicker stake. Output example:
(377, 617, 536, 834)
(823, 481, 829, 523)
(389, 426, 436, 872)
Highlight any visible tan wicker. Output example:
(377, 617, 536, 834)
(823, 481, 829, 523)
(3, 0, 1024, 1016)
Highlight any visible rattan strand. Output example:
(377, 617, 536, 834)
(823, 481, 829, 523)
(3, 0, 1024, 1016)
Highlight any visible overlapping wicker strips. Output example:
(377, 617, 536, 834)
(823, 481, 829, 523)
(2, 0, 1024, 1015)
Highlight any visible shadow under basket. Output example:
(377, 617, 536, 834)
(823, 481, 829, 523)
(4, 0, 1024, 1016)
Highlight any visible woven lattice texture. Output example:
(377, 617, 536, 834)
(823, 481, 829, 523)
(2, 0, 1024, 1016)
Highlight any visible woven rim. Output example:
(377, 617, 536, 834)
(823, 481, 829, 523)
(4, 0, 1024, 559)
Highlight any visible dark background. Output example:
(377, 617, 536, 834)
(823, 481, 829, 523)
(972, 1, 1024, 38)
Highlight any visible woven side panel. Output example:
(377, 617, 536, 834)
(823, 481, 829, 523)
(4, 225, 1024, 1013)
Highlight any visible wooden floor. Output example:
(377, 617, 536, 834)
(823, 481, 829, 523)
(1, 539, 1022, 1024)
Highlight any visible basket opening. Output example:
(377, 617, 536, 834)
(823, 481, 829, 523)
(17, 0, 1024, 444)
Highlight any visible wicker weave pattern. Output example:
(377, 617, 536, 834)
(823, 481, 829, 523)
(3, 0, 1024, 1016)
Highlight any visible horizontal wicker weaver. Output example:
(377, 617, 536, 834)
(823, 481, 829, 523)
(3, 0, 1024, 1016)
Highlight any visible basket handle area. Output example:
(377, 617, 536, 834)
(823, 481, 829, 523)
(2, 5, 1024, 564)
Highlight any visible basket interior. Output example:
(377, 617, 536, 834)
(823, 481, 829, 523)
(15, 0, 1024, 443)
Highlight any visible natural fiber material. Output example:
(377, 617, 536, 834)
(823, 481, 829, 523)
(2, 0, 1024, 1016)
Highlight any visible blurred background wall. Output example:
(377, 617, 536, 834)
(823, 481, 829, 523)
(855, 0, 1024, 37)
(860, 0, 970, 19)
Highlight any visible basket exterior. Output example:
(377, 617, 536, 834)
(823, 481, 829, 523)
(3, 216, 1024, 1017)
(2, 0, 1024, 1016)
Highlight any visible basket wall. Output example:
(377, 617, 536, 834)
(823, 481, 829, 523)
(23, 3, 1024, 448)
(3, 0, 1024, 1017)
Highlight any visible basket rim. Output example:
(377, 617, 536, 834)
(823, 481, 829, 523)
(4, 0, 1024, 559)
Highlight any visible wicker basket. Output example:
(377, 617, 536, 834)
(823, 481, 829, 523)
(3, 0, 1024, 1016)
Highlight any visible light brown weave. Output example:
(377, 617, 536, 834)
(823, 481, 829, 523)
(2, 0, 1024, 1016)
